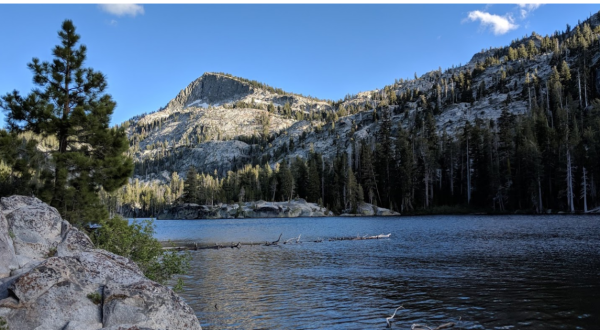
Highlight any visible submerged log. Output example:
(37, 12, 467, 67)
(161, 232, 391, 250)
(329, 233, 392, 241)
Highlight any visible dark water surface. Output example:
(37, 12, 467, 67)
(152, 216, 600, 330)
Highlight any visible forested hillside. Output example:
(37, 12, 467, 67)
(4, 12, 600, 217)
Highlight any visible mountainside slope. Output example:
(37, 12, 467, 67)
(111, 11, 600, 216)
(125, 72, 333, 178)
(126, 30, 599, 181)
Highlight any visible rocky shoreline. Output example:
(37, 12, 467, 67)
(156, 199, 399, 220)
(0, 196, 202, 330)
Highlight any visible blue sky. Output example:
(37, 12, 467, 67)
(1, 4, 599, 126)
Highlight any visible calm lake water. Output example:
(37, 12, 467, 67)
(150, 215, 600, 330)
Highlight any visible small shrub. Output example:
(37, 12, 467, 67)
(87, 292, 102, 305)
(92, 216, 190, 285)
(45, 247, 57, 258)
(8, 231, 15, 239)
(172, 278, 184, 292)
(0, 316, 8, 330)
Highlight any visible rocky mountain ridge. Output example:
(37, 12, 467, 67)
(123, 12, 600, 182)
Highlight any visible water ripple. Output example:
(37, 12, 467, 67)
(158, 215, 600, 330)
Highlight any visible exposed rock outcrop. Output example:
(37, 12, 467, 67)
(167, 72, 253, 110)
(157, 199, 332, 220)
(341, 202, 401, 217)
(0, 195, 202, 330)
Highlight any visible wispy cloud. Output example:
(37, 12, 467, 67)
(99, 4, 145, 17)
(518, 4, 542, 19)
(466, 10, 518, 36)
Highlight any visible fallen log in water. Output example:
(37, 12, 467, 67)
(161, 232, 391, 250)
(329, 233, 392, 241)
(163, 242, 244, 250)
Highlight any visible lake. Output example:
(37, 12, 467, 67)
(150, 215, 600, 329)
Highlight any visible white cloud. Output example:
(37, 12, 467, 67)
(466, 10, 518, 36)
(518, 4, 542, 19)
(99, 4, 145, 17)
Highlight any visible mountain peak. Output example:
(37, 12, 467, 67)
(165, 72, 253, 111)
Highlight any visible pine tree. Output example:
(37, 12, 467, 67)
(307, 159, 321, 202)
(376, 106, 394, 207)
(278, 161, 294, 201)
(0, 20, 133, 226)
(359, 141, 379, 204)
(346, 167, 359, 213)
(183, 167, 199, 203)
(291, 156, 308, 199)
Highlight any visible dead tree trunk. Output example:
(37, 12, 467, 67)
(466, 138, 471, 204)
(566, 150, 574, 213)
(538, 176, 543, 213)
(582, 167, 588, 213)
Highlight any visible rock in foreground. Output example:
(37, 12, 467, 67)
(0, 195, 202, 330)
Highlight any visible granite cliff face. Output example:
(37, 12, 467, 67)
(166, 73, 253, 110)
(0, 196, 202, 330)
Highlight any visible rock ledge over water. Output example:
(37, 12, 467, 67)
(0, 195, 202, 330)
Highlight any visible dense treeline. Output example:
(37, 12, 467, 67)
(6, 15, 600, 218)
(107, 91, 600, 217)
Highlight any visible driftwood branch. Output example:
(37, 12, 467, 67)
(386, 305, 404, 328)
(264, 233, 283, 246)
(284, 234, 301, 244)
(386, 304, 458, 329)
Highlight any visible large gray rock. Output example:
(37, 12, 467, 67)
(0, 211, 18, 278)
(0, 195, 202, 330)
(1, 196, 66, 263)
(166, 72, 253, 110)
(342, 202, 400, 217)
(102, 280, 199, 329)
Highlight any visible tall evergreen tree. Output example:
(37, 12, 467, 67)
(307, 158, 321, 203)
(1, 20, 133, 226)
(183, 167, 199, 203)
(278, 161, 294, 201)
